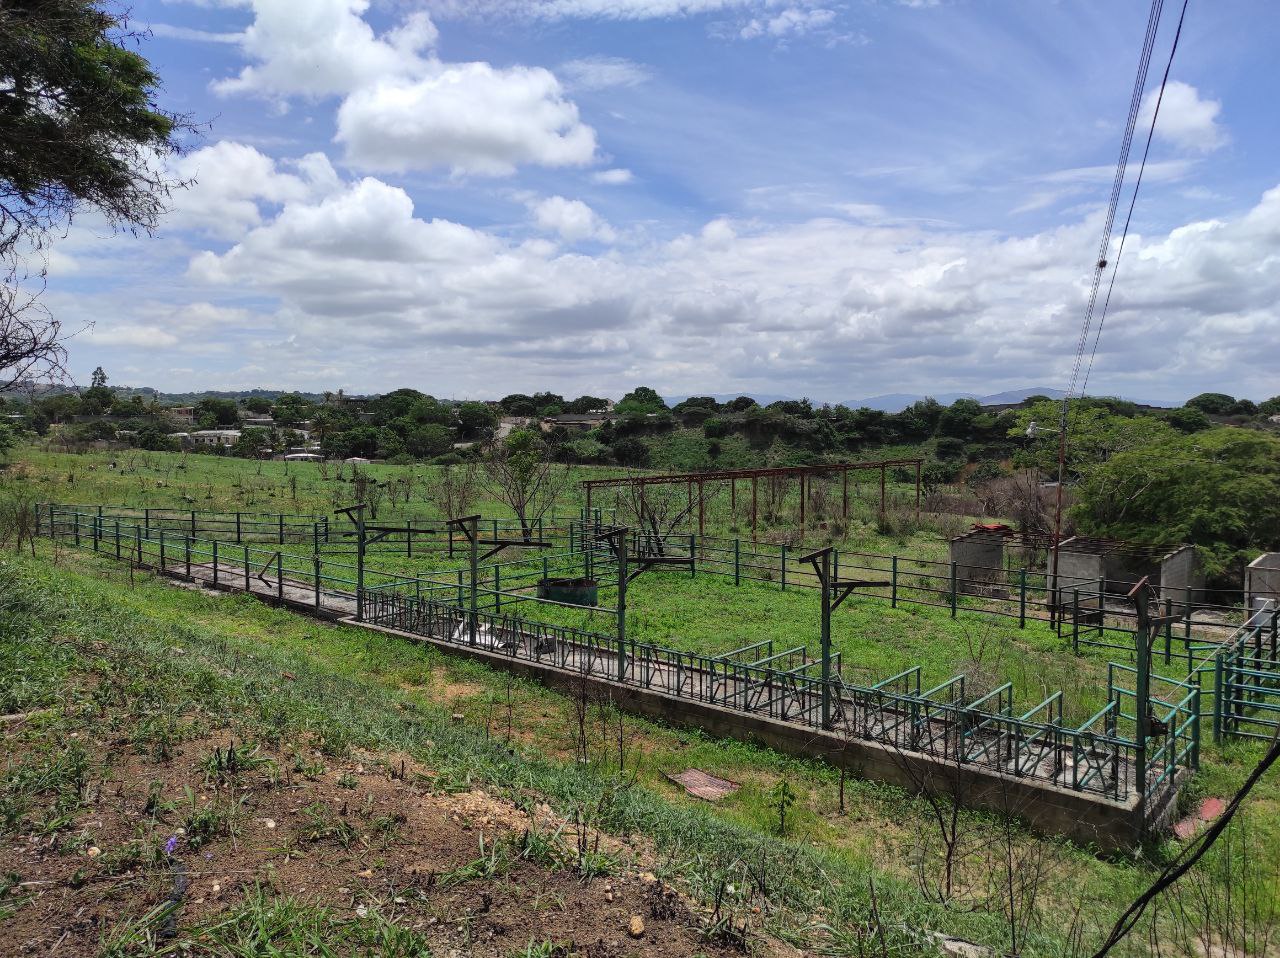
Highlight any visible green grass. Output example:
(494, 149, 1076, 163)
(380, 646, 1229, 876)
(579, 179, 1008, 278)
(2, 547, 1279, 956)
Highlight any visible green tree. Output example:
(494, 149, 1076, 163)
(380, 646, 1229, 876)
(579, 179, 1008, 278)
(1185, 392, 1236, 416)
(1260, 396, 1280, 417)
(564, 395, 608, 414)
(271, 393, 314, 427)
(1073, 428, 1280, 577)
(195, 397, 238, 427)
(242, 396, 273, 414)
(1011, 399, 1174, 478)
(611, 436, 650, 467)
(482, 429, 572, 540)
(2, 2, 190, 388)
(231, 427, 268, 458)
(1165, 406, 1211, 433)
(456, 401, 497, 439)
(616, 386, 667, 415)
(404, 423, 452, 459)
(0, 421, 15, 459)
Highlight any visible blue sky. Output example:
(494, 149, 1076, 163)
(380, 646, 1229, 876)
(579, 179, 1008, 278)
(50, 0, 1280, 403)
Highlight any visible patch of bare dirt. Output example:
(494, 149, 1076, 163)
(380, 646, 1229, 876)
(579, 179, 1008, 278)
(1, 730, 768, 957)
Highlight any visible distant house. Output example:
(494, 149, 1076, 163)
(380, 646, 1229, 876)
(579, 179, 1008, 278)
(242, 416, 275, 429)
(167, 406, 196, 425)
(190, 429, 241, 447)
(540, 413, 610, 432)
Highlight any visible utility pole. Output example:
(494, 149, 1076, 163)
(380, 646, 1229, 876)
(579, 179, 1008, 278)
(800, 546, 890, 729)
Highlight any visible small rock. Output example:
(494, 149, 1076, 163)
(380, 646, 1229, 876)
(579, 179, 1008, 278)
(262, 818, 277, 830)
(628, 915, 645, 938)
(86, 846, 101, 858)
(212, 883, 221, 893)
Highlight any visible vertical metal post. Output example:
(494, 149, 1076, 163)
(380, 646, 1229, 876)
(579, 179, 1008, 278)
(354, 505, 366, 622)
(144, 508, 151, 536)
(734, 538, 740, 586)
(781, 545, 787, 590)
(278, 514, 285, 544)
(689, 533, 695, 577)
(616, 533, 628, 680)
(212, 539, 219, 588)
(236, 512, 242, 543)
(160, 530, 166, 571)
(468, 516, 478, 645)
(1135, 599, 1151, 796)
(115, 520, 121, 558)
(134, 524, 142, 566)
(1072, 589, 1080, 653)
(891, 555, 898, 608)
(245, 546, 251, 591)
(818, 548, 833, 729)
(1018, 568, 1027, 628)
(406, 519, 413, 558)
(190, 510, 196, 537)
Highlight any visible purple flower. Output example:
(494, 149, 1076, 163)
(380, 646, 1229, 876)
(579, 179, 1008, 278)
(164, 835, 179, 856)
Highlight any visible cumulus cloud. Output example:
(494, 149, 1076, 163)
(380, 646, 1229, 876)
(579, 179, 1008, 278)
(739, 7, 835, 39)
(531, 196, 617, 243)
(215, 0, 599, 176)
(214, 0, 436, 99)
(170, 142, 341, 238)
(1139, 81, 1227, 153)
(177, 169, 1280, 400)
(426, 0, 773, 19)
(336, 63, 597, 176)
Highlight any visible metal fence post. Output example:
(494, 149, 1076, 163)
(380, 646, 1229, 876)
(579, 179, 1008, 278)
(185, 536, 191, 577)
(689, 534, 696, 577)
(781, 545, 787, 590)
(1072, 589, 1080, 653)
(114, 520, 121, 558)
(734, 538, 740, 586)
(212, 539, 219, 588)
(278, 514, 285, 544)
(236, 511, 242, 543)
(159, 530, 166, 571)
(314, 555, 322, 610)
(891, 555, 898, 608)
(278, 552, 284, 602)
(1018, 569, 1027, 628)
(949, 561, 958, 617)
(245, 546, 251, 592)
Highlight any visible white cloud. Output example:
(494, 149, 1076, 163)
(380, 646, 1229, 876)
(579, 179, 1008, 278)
(87, 324, 181, 349)
(335, 63, 597, 176)
(426, 0, 774, 19)
(214, 0, 436, 99)
(177, 175, 1280, 401)
(531, 196, 616, 243)
(169, 141, 341, 238)
(216, 0, 598, 177)
(1139, 81, 1227, 153)
(560, 56, 651, 91)
(740, 7, 835, 39)
(593, 168, 635, 185)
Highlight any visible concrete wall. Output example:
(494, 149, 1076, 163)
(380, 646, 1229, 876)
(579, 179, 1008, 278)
(1161, 546, 1205, 614)
(1246, 553, 1280, 612)
(354, 619, 1146, 852)
(949, 532, 1006, 597)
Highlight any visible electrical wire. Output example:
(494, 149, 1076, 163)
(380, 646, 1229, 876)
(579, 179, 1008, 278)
(1081, 0, 1193, 395)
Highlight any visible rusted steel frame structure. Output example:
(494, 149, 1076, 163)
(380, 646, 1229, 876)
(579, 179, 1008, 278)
(583, 459, 924, 536)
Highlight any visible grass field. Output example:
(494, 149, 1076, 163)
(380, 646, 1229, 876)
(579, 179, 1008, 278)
(4, 446, 1280, 955)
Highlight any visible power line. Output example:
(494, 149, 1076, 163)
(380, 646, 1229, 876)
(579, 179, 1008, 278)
(1082, 0, 1193, 395)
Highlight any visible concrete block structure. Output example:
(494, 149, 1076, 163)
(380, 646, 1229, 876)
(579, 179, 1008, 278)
(1246, 553, 1280, 612)
(1160, 545, 1205, 614)
(949, 529, 1008, 597)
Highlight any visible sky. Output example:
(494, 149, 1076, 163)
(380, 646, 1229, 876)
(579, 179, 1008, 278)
(48, 0, 1280, 404)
